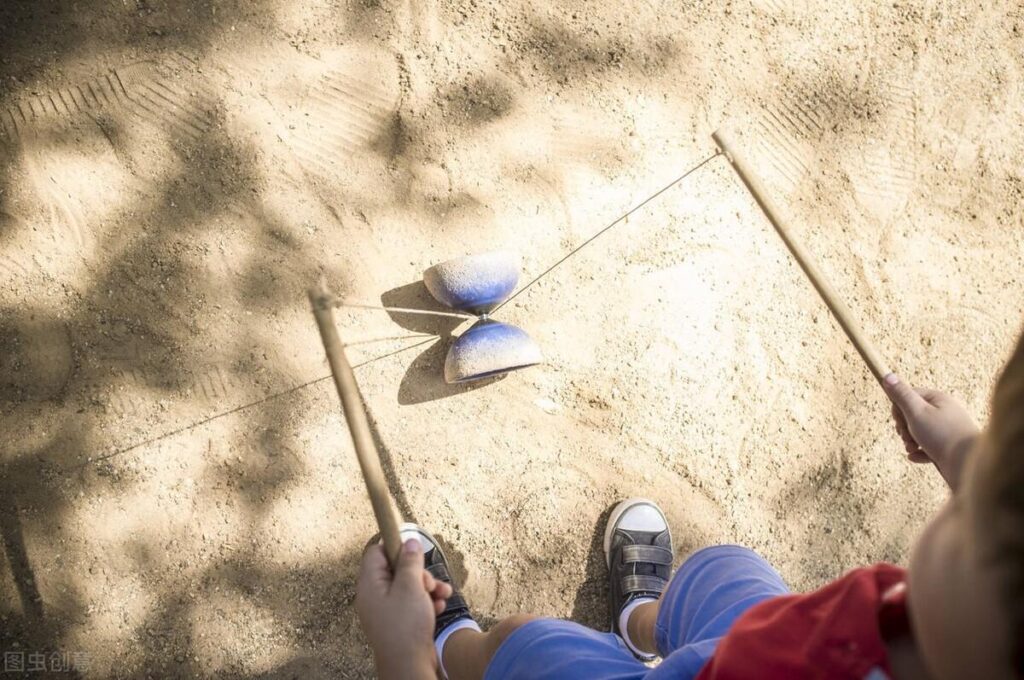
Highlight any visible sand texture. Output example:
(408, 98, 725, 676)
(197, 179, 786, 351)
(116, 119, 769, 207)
(1, 0, 1023, 677)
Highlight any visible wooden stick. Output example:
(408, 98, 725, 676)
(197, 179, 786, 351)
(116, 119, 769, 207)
(712, 128, 892, 384)
(309, 280, 404, 567)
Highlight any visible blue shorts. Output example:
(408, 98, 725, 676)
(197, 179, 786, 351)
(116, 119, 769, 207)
(483, 545, 789, 680)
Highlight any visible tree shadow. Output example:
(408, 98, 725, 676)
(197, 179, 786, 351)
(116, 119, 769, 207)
(0, 1, 274, 85)
(380, 281, 506, 405)
(0, 2, 927, 677)
(0, 32, 291, 676)
(0, 310, 73, 403)
(435, 74, 517, 128)
(130, 549, 372, 678)
(772, 448, 871, 585)
(0, 427, 91, 678)
(521, 19, 679, 85)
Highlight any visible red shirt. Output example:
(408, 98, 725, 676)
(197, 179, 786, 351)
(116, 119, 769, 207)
(696, 564, 911, 680)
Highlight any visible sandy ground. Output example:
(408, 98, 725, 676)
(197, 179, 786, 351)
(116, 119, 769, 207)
(1, 0, 1023, 677)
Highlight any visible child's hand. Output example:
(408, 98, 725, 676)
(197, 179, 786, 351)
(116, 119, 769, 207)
(883, 373, 980, 489)
(356, 539, 452, 679)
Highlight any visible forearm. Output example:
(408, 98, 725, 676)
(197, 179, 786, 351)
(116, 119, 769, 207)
(934, 433, 979, 492)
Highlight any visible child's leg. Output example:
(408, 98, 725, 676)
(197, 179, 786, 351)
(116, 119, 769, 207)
(407, 519, 647, 680)
(625, 599, 660, 655)
(442, 614, 537, 680)
(605, 498, 674, 660)
(436, 541, 783, 680)
(444, 615, 649, 680)
(643, 545, 789, 674)
(436, 603, 667, 680)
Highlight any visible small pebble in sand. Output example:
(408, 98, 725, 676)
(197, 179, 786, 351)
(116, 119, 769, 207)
(534, 397, 560, 414)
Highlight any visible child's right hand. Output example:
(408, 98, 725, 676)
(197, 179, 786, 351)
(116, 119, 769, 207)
(883, 373, 980, 490)
(356, 539, 451, 679)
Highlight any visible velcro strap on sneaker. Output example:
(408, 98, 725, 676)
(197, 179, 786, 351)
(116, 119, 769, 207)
(621, 574, 667, 595)
(442, 591, 468, 613)
(621, 544, 673, 566)
(428, 562, 451, 582)
(434, 593, 471, 637)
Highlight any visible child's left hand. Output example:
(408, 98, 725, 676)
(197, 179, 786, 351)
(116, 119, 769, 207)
(356, 539, 452, 678)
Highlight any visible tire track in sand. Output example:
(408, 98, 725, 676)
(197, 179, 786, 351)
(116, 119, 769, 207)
(749, 87, 839, 194)
(0, 54, 219, 271)
(844, 78, 917, 219)
(0, 57, 216, 139)
(283, 67, 399, 179)
(112, 55, 219, 143)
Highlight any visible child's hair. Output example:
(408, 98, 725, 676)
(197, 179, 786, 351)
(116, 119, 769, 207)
(976, 331, 1024, 674)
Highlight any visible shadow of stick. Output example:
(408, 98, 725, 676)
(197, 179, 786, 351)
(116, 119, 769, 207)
(0, 493, 45, 623)
(360, 389, 418, 526)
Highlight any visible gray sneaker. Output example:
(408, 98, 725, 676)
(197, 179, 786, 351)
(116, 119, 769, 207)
(604, 498, 673, 660)
(398, 524, 474, 639)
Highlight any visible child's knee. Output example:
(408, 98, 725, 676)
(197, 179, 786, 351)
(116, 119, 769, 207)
(487, 614, 536, 656)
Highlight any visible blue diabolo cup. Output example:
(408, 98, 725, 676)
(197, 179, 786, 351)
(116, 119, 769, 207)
(422, 251, 543, 383)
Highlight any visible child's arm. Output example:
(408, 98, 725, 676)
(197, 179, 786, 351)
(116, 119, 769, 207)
(883, 373, 980, 491)
(356, 539, 452, 679)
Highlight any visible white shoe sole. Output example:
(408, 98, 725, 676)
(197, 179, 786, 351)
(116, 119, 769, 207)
(396, 522, 446, 560)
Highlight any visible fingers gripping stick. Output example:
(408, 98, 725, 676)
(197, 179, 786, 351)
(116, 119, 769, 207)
(310, 279, 404, 567)
(712, 128, 893, 387)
